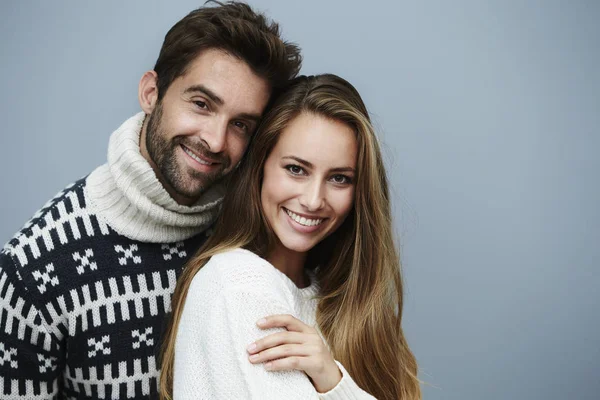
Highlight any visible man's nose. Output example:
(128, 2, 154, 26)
(200, 117, 228, 153)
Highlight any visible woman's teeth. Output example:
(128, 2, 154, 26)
(285, 209, 323, 227)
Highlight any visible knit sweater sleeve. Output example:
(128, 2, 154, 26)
(320, 361, 377, 400)
(0, 250, 61, 399)
(172, 250, 377, 400)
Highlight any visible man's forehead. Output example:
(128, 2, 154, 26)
(182, 50, 268, 90)
(174, 55, 271, 115)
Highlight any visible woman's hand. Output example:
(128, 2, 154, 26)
(247, 314, 342, 393)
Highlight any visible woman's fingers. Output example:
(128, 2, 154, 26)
(248, 343, 318, 364)
(256, 314, 311, 333)
(247, 331, 306, 354)
(246, 314, 342, 391)
(263, 356, 311, 372)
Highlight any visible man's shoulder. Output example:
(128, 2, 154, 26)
(2, 175, 112, 271)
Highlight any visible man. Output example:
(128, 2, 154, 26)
(0, 2, 301, 399)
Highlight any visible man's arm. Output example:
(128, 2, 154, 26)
(0, 251, 62, 400)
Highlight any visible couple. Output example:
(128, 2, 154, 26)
(0, 2, 419, 399)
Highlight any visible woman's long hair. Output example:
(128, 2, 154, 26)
(159, 74, 421, 400)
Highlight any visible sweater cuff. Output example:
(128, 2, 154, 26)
(318, 360, 374, 400)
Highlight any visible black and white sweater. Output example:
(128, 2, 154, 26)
(0, 113, 225, 399)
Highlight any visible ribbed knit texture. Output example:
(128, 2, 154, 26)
(86, 112, 225, 243)
(174, 248, 376, 399)
(0, 114, 223, 399)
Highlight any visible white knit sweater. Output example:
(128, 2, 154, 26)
(174, 248, 377, 399)
(86, 112, 225, 243)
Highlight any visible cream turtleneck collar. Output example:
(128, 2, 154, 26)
(85, 112, 225, 243)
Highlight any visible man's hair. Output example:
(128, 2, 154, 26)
(153, 1, 302, 100)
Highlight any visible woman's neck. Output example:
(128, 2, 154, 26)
(266, 244, 309, 288)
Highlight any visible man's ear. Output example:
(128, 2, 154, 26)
(139, 71, 159, 113)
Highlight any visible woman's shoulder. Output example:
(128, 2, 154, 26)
(189, 248, 287, 295)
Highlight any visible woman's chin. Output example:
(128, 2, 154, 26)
(279, 239, 317, 254)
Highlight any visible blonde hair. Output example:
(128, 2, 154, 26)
(159, 74, 421, 400)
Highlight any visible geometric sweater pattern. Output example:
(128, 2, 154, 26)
(0, 179, 209, 399)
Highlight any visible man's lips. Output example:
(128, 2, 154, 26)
(180, 144, 220, 165)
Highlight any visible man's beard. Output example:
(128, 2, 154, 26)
(145, 102, 230, 201)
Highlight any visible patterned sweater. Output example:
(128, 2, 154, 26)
(0, 113, 224, 400)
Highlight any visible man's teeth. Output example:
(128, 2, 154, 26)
(285, 209, 323, 227)
(182, 146, 212, 165)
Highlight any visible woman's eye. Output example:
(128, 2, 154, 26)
(331, 174, 352, 184)
(286, 165, 304, 175)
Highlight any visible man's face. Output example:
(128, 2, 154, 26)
(142, 48, 271, 205)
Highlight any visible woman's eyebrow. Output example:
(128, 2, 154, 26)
(282, 156, 312, 168)
(281, 156, 355, 173)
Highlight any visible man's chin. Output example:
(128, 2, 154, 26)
(165, 169, 223, 202)
(173, 182, 213, 201)
(158, 176, 205, 205)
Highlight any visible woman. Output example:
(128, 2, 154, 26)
(159, 74, 421, 399)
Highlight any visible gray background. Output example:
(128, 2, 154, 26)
(1, 1, 599, 399)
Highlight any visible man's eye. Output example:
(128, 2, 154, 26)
(233, 121, 248, 131)
(285, 165, 304, 175)
(194, 101, 208, 110)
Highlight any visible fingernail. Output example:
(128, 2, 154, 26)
(247, 343, 257, 352)
(257, 318, 267, 326)
(248, 354, 259, 361)
(265, 362, 273, 370)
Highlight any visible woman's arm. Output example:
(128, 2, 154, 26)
(249, 314, 378, 400)
(173, 281, 321, 399)
(173, 252, 377, 399)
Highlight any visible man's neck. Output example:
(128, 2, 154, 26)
(84, 112, 223, 242)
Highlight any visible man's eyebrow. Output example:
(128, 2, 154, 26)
(184, 85, 262, 122)
(238, 112, 262, 123)
(183, 85, 224, 106)
(282, 156, 355, 173)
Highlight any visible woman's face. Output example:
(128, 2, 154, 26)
(261, 112, 358, 256)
